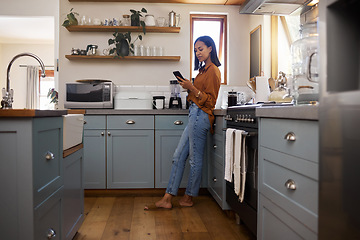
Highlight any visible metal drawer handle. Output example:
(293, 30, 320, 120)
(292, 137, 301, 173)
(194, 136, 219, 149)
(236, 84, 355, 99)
(84, 120, 87, 124)
(213, 144, 217, 149)
(45, 151, 54, 161)
(284, 132, 296, 141)
(213, 177, 217, 182)
(126, 120, 135, 124)
(101, 132, 104, 136)
(47, 228, 56, 239)
(285, 179, 296, 190)
(174, 120, 183, 125)
(108, 131, 111, 136)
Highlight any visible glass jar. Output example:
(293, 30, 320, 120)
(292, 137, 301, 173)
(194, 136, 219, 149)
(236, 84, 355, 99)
(291, 22, 319, 105)
(122, 14, 130, 26)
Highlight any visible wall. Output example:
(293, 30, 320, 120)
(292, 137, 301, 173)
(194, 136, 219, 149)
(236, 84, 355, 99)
(0, 44, 54, 109)
(59, 2, 252, 108)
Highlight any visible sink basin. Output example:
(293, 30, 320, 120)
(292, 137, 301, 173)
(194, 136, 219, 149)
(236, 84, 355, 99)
(63, 114, 84, 150)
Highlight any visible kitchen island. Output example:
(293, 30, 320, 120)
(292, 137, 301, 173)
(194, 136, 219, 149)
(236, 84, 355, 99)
(0, 109, 84, 240)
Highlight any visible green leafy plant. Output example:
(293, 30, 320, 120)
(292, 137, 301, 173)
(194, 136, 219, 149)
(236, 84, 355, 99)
(108, 31, 143, 57)
(62, 8, 79, 27)
(130, 8, 147, 34)
(47, 88, 58, 104)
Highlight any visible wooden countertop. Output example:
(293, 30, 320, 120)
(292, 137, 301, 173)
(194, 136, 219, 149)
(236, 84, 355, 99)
(256, 105, 319, 120)
(0, 109, 68, 118)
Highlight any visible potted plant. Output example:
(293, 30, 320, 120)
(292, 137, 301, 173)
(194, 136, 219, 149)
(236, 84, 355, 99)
(62, 8, 79, 27)
(130, 8, 147, 34)
(108, 31, 143, 57)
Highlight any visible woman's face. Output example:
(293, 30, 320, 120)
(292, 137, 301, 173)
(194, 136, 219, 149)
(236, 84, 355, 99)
(194, 40, 212, 63)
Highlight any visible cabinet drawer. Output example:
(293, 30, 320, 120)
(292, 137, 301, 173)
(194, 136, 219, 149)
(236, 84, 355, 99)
(260, 118, 318, 162)
(259, 147, 318, 233)
(33, 118, 63, 207)
(208, 160, 224, 202)
(34, 186, 63, 240)
(155, 115, 188, 130)
(84, 115, 106, 129)
(213, 116, 226, 135)
(107, 115, 154, 129)
(258, 194, 317, 240)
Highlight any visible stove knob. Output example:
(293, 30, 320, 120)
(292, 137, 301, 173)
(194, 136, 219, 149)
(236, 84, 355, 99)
(250, 118, 255, 122)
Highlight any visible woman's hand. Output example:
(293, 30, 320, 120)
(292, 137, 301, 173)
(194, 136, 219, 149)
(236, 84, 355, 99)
(176, 77, 193, 90)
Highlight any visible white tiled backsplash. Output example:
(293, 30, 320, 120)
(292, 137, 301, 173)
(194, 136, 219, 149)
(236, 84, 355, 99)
(115, 85, 255, 109)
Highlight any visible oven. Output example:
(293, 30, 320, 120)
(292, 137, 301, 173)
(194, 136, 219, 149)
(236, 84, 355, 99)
(225, 105, 259, 237)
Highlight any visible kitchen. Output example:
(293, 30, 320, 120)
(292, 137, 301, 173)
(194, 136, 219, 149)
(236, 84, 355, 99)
(1, 0, 360, 239)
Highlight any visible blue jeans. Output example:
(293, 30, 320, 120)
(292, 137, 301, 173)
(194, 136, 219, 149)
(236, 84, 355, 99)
(166, 103, 210, 197)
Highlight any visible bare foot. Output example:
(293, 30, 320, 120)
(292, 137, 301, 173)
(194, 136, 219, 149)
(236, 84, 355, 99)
(152, 193, 173, 209)
(179, 194, 193, 207)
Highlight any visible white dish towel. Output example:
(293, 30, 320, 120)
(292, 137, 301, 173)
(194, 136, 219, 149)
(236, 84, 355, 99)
(233, 130, 244, 197)
(225, 128, 236, 182)
(239, 132, 247, 203)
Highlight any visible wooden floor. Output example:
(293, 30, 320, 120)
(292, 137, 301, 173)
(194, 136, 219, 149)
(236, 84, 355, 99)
(73, 192, 255, 240)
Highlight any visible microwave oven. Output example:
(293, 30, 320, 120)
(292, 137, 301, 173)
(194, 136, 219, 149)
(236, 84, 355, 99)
(64, 82, 114, 109)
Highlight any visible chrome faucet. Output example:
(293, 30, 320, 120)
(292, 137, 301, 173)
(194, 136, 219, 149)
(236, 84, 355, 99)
(1, 53, 46, 109)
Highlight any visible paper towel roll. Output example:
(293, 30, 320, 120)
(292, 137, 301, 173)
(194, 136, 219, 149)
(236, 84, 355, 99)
(255, 76, 270, 102)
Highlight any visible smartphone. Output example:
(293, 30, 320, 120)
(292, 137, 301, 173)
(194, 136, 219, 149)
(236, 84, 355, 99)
(173, 71, 185, 82)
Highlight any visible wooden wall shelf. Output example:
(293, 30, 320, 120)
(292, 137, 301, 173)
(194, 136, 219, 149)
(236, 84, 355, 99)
(65, 55, 181, 61)
(67, 0, 245, 5)
(66, 25, 181, 33)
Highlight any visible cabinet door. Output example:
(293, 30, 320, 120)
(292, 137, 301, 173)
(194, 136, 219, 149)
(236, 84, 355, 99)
(155, 129, 190, 188)
(33, 117, 63, 207)
(63, 149, 84, 240)
(107, 129, 154, 188)
(83, 129, 106, 189)
(34, 187, 63, 240)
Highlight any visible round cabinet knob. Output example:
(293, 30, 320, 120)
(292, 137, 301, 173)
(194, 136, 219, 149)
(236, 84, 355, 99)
(213, 177, 217, 182)
(174, 120, 183, 125)
(285, 179, 297, 190)
(108, 131, 111, 136)
(126, 120, 135, 124)
(101, 132, 104, 136)
(45, 151, 54, 161)
(47, 228, 56, 239)
(213, 144, 217, 149)
(84, 120, 87, 124)
(284, 132, 296, 141)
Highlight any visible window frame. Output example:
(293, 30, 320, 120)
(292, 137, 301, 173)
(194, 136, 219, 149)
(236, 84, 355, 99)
(190, 14, 227, 85)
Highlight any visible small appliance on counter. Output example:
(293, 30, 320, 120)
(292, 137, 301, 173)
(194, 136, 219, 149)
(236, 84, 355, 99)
(65, 80, 114, 109)
(152, 96, 165, 109)
(114, 91, 152, 110)
(169, 80, 182, 109)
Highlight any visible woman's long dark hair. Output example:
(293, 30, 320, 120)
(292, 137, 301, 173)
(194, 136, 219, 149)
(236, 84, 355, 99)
(194, 36, 221, 70)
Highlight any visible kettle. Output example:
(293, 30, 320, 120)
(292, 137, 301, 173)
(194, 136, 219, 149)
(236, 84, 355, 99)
(86, 45, 98, 55)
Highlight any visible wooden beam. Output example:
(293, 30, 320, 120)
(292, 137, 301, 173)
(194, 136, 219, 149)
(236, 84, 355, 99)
(271, 16, 278, 79)
(280, 16, 293, 47)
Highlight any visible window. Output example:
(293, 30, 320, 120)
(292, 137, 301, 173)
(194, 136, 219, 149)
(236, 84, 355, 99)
(190, 14, 227, 84)
(39, 70, 55, 110)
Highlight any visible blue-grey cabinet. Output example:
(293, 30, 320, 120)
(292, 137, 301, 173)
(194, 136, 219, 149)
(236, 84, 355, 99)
(155, 115, 189, 188)
(107, 115, 154, 188)
(207, 116, 230, 210)
(83, 115, 106, 189)
(63, 148, 84, 240)
(0, 117, 63, 240)
(258, 118, 319, 240)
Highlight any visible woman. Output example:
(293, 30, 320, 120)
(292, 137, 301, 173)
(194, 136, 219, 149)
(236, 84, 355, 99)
(150, 36, 221, 209)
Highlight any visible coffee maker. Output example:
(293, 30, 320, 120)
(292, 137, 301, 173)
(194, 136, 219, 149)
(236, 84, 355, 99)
(169, 80, 182, 109)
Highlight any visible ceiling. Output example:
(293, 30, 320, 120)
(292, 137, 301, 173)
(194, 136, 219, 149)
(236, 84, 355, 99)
(0, 16, 54, 44)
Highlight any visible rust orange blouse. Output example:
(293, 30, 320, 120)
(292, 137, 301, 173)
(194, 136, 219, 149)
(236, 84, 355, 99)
(187, 62, 221, 134)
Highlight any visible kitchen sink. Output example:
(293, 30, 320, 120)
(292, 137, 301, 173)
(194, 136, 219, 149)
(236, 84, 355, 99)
(63, 114, 84, 150)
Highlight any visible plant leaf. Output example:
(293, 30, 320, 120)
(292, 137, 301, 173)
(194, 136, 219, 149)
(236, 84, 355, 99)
(139, 35, 143, 41)
(130, 9, 137, 14)
(141, 8, 147, 13)
(109, 48, 115, 54)
(140, 21, 146, 34)
(108, 39, 114, 45)
(62, 19, 70, 27)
